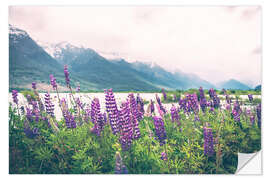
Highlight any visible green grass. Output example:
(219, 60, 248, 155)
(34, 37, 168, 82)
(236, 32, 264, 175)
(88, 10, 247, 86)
(9, 95, 261, 174)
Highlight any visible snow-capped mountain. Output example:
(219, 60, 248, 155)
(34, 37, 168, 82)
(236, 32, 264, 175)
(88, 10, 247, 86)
(9, 25, 252, 91)
(36, 41, 100, 65)
(36, 40, 216, 89)
(36, 41, 81, 60)
(9, 24, 29, 44)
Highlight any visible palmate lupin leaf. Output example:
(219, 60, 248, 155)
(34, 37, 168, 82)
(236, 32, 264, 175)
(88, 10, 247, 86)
(34, 146, 53, 161)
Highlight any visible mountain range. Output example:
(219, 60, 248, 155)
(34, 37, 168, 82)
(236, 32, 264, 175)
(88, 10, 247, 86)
(9, 24, 253, 91)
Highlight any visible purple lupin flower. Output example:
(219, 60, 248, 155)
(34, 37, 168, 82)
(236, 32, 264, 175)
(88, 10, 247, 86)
(119, 101, 133, 151)
(222, 89, 231, 104)
(24, 120, 39, 139)
(103, 112, 107, 124)
(129, 93, 142, 121)
(190, 93, 199, 113)
(76, 97, 84, 110)
(64, 65, 70, 87)
(153, 116, 167, 146)
(114, 152, 128, 174)
(156, 103, 164, 117)
(208, 88, 220, 108)
(181, 94, 199, 114)
(226, 95, 231, 104)
(173, 94, 177, 101)
(162, 88, 167, 101)
(179, 97, 187, 112)
(170, 104, 180, 126)
(225, 104, 231, 111)
(31, 101, 40, 122)
(156, 94, 162, 106)
(203, 126, 214, 156)
(206, 100, 212, 107)
(161, 151, 168, 161)
(136, 94, 145, 115)
(26, 107, 33, 122)
(70, 114, 77, 129)
(49, 74, 57, 90)
(32, 82, 37, 90)
(156, 94, 167, 114)
(90, 98, 105, 136)
(64, 111, 71, 128)
(194, 115, 200, 122)
(234, 100, 242, 113)
(90, 100, 96, 123)
(44, 92, 55, 117)
(105, 89, 120, 134)
(61, 98, 76, 129)
(232, 109, 240, 122)
(84, 107, 91, 123)
(128, 93, 141, 139)
(213, 95, 220, 109)
(208, 88, 215, 99)
(245, 108, 251, 116)
(150, 99, 155, 114)
(248, 94, 253, 102)
(76, 84, 80, 92)
(232, 101, 242, 122)
(209, 107, 215, 114)
(41, 116, 51, 128)
(250, 115, 255, 125)
(11, 90, 18, 105)
(20, 106, 25, 115)
(64, 110, 76, 129)
(60, 98, 68, 112)
(26, 94, 32, 104)
(221, 88, 226, 94)
(199, 87, 207, 113)
(256, 103, 261, 128)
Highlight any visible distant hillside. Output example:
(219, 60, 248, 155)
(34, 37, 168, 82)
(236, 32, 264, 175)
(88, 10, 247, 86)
(217, 79, 251, 90)
(9, 24, 251, 91)
(9, 24, 63, 87)
(255, 85, 261, 91)
(131, 62, 215, 90)
(9, 25, 99, 91)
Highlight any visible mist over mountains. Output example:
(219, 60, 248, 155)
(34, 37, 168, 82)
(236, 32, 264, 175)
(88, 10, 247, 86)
(9, 25, 254, 91)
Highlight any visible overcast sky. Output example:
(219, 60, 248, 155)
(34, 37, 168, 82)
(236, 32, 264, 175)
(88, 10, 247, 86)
(9, 6, 261, 87)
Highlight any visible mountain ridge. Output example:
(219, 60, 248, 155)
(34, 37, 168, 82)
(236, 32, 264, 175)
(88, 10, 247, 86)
(216, 79, 251, 90)
(9, 24, 251, 91)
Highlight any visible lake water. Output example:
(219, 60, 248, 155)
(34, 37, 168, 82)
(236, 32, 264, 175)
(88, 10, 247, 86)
(9, 93, 261, 121)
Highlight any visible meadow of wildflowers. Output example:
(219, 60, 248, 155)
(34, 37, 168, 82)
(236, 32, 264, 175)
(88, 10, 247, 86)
(9, 65, 261, 174)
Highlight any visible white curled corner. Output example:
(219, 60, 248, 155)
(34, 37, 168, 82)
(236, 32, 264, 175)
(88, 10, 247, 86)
(236, 150, 262, 174)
